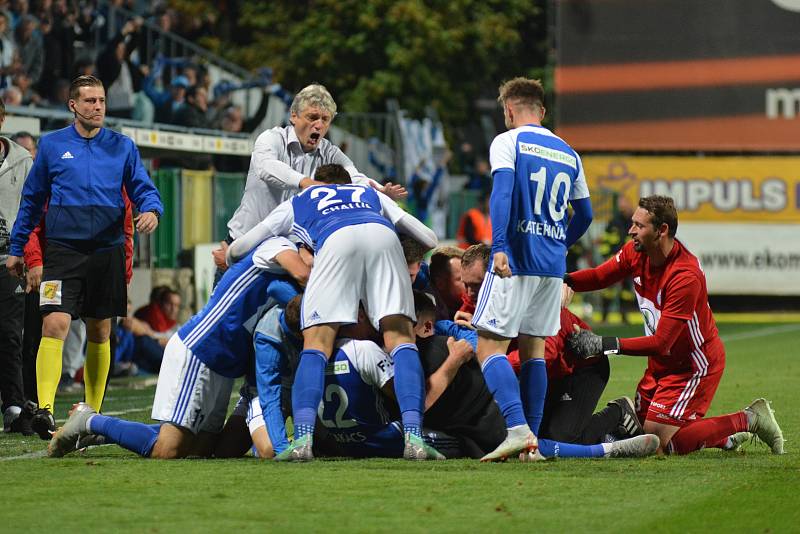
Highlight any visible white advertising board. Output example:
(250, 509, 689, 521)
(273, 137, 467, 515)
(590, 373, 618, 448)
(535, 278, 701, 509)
(676, 223, 800, 295)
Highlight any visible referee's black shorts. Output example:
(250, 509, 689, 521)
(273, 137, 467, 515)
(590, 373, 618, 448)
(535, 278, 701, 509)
(39, 242, 127, 320)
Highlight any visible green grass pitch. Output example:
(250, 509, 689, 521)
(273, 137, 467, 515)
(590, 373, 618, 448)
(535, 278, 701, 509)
(2, 321, 798, 533)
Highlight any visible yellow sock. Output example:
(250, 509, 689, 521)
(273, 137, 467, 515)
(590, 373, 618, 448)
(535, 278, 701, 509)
(36, 337, 64, 414)
(85, 340, 111, 412)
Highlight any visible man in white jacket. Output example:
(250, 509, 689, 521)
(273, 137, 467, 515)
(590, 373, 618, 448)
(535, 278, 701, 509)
(0, 100, 34, 434)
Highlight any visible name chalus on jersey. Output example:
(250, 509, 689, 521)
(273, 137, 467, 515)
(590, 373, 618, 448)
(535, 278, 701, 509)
(516, 219, 567, 240)
(321, 201, 373, 215)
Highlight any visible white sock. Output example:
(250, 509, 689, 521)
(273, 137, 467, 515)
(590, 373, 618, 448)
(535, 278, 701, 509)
(85, 414, 96, 434)
(601, 442, 613, 457)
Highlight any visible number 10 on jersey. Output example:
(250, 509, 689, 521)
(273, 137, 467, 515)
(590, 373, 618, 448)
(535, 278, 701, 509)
(529, 167, 571, 222)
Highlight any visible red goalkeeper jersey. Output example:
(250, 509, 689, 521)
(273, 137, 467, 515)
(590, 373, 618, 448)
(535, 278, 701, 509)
(572, 239, 723, 377)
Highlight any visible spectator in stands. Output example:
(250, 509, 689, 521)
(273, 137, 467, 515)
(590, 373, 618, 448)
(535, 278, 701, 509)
(428, 246, 466, 321)
(181, 63, 200, 88)
(139, 7, 179, 61)
(72, 3, 100, 50)
(9, 0, 30, 30)
(456, 190, 492, 249)
(37, 13, 74, 102)
(10, 130, 34, 157)
(1, 84, 20, 105)
(211, 89, 271, 173)
(0, 11, 17, 90)
(457, 141, 476, 176)
(143, 71, 187, 124)
(171, 83, 212, 168)
(172, 83, 208, 128)
(43, 77, 69, 108)
(40, 77, 71, 130)
(179, 11, 215, 43)
(72, 56, 96, 78)
(97, 17, 145, 118)
(14, 15, 43, 85)
(465, 158, 491, 191)
(134, 286, 181, 337)
(113, 300, 167, 376)
(12, 72, 40, 105)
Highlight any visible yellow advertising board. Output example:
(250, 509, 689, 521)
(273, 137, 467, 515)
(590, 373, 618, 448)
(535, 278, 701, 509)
(181, 169, 214, 247)
(582, 156, 800, 222)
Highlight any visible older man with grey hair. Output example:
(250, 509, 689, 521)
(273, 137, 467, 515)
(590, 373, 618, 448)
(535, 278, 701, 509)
(215, 84, 404, 272)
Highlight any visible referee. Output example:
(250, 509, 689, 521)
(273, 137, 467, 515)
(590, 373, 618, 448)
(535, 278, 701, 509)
(6, 75, 163, 439)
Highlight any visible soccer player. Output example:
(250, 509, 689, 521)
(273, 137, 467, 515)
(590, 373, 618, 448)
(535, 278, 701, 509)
(565, 195, 785, 455)
(47, 238, 310, 459)
(459, 244, 643, 445)
(471, 77, 593, 461)
(214, 84, 405, 277)
(6, 75, 163, 439)
(227, 169, 441, 461)
(214, 295, 304, 459)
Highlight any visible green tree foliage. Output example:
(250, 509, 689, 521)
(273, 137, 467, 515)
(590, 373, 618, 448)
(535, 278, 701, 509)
(194, 0, 546, 128)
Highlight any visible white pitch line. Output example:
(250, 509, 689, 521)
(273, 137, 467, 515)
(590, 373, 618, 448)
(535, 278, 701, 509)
(53, 404, 154, 424)
(0, 450, 48, 461)
(720, 323, 800, 343)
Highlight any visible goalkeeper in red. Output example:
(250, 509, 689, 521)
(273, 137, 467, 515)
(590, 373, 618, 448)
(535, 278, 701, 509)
(566, 195, 784, 455)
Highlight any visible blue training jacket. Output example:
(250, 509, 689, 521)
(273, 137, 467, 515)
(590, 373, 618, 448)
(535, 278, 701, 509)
(9, 124, 163, 255)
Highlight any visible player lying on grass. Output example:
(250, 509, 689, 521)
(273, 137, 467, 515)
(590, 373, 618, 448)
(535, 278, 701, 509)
(226, 165, 442, 461)
(47, 238, 310, 459)
(564, 195, 784, 455)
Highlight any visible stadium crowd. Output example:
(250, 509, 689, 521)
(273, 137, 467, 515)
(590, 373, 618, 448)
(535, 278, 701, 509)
(0, 0, 268, 148)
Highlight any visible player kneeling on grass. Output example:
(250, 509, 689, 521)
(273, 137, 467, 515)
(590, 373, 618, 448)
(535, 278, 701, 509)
(47, 238, 310, 459)
(564, 195, 784, 455)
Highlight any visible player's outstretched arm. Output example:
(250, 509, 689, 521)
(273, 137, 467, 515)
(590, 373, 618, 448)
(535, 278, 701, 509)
(567, 315, 686, 359)
(378, 192, 438, 249)
(273, 249, 311, 286)
(564, 254, 628, 292)
(566, 326, 620, 359)
(395, 214, 437, 249)
(424, 337, 474, 410)
(227, 201, 294, 264)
